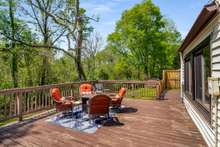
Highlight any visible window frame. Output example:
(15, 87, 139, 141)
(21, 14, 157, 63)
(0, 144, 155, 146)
(183, 36, 211, 123)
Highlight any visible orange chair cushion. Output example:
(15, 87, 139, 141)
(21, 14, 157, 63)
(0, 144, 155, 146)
(118, 88, 126, 97)
(80, 84, 93, 95)
(51, 88, 62, 101)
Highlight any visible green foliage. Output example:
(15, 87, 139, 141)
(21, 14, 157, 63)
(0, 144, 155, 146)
(0, 0, 182, 89)
(52, 56, 78, 82)
(108, 0, 181, 79)
(126, 87, 156, 100)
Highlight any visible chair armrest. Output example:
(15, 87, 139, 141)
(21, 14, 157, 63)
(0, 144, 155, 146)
(53, 99, 63, 104)
(111, 98, 118, 101)
(65, 96, 76, 101)
(74, 101, 82, 105)
(109, 93, 116, 97)
(110, 94, 121, 99)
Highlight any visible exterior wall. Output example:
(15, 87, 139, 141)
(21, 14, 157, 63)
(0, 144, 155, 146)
(179, 52, 184, 99)
(181, 13, 220, 147)
(211, 18, 220, 147)
(211, 21, 220, 77)
(183, 97, 215, 147)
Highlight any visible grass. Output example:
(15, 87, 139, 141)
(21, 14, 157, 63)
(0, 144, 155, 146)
(0, 118, 18, 127)
(126, 87, 156, 100)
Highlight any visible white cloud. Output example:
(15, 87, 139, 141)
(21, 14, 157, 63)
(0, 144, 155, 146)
(92, 4, 112, 13)
(82, 2, 113, 15)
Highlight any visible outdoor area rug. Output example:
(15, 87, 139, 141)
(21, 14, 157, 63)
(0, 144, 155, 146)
(46, 105, 116, 134)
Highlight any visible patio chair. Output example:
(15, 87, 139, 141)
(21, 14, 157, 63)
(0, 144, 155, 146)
(110, 87, 126, 109)
(79, 83, 93, 95)
(50, 88, 76, 112)
(94, 83, 104, 93)
(88, 94, 111, 119)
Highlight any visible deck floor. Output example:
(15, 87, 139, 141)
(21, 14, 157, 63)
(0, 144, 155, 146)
(0, 90, 207, 147)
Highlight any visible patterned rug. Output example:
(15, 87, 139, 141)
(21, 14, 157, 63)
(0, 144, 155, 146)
(46, 105, 116, 134)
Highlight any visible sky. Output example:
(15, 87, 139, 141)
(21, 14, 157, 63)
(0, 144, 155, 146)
(81, 0, 210, 46)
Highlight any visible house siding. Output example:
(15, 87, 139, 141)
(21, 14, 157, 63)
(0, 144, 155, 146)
(183, 96, 215, 147)
(181, 13, 220, 147)
(212, 22, 220, 77)
(210, 22, 220, 143)
(180, 52, 184, 99)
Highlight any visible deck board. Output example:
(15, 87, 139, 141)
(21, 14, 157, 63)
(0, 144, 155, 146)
(0, 90, 207, 147)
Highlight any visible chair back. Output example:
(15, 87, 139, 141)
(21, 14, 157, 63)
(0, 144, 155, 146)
(118, 87, 126, 98)
(94, 83, 104, 93)
(50, 88, 62, 102)
(80, 83, 93, 95)
(88, 94, 110, 116)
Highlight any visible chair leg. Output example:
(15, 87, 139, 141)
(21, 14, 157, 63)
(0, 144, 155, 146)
(89, 118, 93, 125)
(89, 115, 96, 126)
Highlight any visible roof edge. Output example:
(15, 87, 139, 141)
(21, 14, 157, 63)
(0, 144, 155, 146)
(178, 1, 219, 52)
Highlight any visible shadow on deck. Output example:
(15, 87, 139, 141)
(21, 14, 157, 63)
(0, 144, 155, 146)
(0, 90, 207, 147)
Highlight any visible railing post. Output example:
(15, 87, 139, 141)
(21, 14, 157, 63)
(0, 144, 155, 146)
(132, 83, 134, 97)
(16, 92, 23, 121)
(156, 84, 160, 99)
(162, 70, 166, 89)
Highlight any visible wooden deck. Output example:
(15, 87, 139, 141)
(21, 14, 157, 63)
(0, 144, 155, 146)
(0, 90, 207, 147)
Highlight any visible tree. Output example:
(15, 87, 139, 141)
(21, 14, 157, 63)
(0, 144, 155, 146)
(0, 0, 20, 87)
(22, 0, 61, 85)
(83, 32, 102, 79)
(108, 0, 181, 79)
(32, 0, 96, 81)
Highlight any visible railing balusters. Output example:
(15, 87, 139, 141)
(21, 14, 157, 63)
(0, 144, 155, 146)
(0, 80, 163, 122)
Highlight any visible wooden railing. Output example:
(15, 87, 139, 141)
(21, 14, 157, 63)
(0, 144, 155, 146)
(0, 80, 164, 122)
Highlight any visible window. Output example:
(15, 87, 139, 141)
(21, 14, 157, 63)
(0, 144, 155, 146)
(194, 52, 203, 102)
(193, 46, 211, 111)
(203, 46, 211, 110)
(184, 58, 192, 96)
(184, 38, 211, 116)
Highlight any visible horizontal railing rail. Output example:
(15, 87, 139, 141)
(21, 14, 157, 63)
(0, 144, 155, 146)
(0, 80, 164, 122)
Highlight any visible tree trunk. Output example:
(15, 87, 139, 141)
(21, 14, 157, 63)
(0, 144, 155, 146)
(39, 16, 51, 85)
(137, 65, 141, 80)
(11, 54, 18, 87)
(75, 0, 86, 81)
(144, 66, 149, 80)
(75, 57, 86, 81)
(9, 0, 18, 88)
(39, 55, 49, 85)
